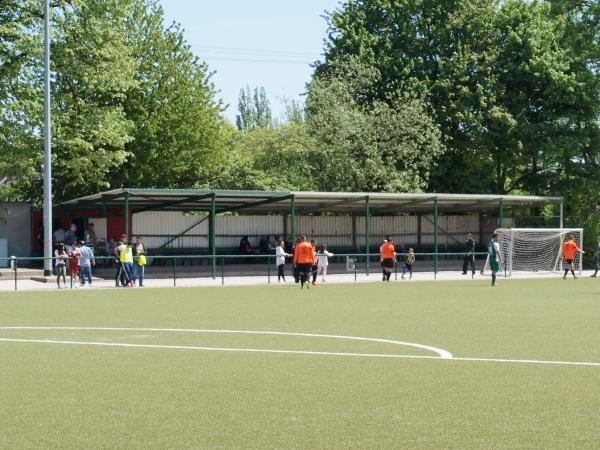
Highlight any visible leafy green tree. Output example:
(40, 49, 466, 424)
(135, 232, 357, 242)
(120, 0, 225, 189)
(51, 0, 137, 201)
(1, 0, 137, 203)
(236, 85, 273, 131)
(318, 0, 600, 197)
(0, 1, 44, 201)
(307, 56, 445, 192)
(200, 122, 316, 191)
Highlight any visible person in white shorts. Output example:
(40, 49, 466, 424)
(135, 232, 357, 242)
(316, 244, 335, 282)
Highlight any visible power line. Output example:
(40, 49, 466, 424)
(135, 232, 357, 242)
(190, 45, 320, 58)
(202, 56, 314, 65)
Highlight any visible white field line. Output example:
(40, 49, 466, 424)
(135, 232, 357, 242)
(1, 337, 600, 368)
(0, 327, 453, 359)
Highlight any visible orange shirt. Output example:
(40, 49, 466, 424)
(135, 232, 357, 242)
(294, 241, 315, 264)
(380, 242, 396, 260)
(562, 240, 581, 260)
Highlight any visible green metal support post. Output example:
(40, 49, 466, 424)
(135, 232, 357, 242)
(499, 199, 504, 229)
(124, 191, 129, 239)
(290, 196, 296, 241)
(434, 198, 439, 278)
(365, 196, 370, 276)
(210, 194, 216, 279)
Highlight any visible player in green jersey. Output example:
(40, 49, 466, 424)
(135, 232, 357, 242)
(591, 235, 600, 277)
(488, 232, 503, 286)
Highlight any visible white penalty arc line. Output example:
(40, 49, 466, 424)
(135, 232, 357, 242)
(0, 337, 599, 368)
(0, 327, 453, 359)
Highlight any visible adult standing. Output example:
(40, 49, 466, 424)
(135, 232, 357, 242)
(65, 223, 77, 254)
(462, 233, 476, 277)
(113, 239, 127, 287)
(78, 240, 95, 286)
(133, 237, 146, 286)
(293, 235, 314, 289)
(54, 243, 68, 289)
(85, 223, 97, 247)
(118, 238, 134, 287)
(380, 237, 396, 282)
(562, 235, 584, 279)
(488, 232, 502, 287)
(275, 240, 291, 283)
(53, 226, 65, 244)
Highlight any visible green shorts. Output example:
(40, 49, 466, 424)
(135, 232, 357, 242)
(490, 260, 500, 273)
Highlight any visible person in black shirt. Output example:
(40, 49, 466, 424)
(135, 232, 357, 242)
(462, 233, 476, 277)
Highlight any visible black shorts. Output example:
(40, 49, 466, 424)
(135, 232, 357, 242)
(565, 259, 574, 264)
(381, 259, 394, 269)
(297, 263, 312, 274)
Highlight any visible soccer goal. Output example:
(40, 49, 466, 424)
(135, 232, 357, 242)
(483, 228, 583, 276)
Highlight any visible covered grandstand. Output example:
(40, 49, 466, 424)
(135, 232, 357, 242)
(50, 189, 564, 277)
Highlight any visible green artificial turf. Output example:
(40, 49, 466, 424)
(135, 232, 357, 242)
(1, 278, 600, 449)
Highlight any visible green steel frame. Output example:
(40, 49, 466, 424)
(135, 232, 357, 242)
(54, 188, 565, 276)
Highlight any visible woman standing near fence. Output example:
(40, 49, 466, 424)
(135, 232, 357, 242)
(275, 241, 291, 283)
(54, 243, 68, 289)
(133, 237, 146, 287)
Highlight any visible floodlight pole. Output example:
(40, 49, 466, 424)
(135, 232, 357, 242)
(43, 0, 53, 276)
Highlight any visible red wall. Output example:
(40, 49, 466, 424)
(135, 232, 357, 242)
(31, 209, 132, 253)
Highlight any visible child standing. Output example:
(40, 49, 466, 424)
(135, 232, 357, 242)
(54, 243, 68, 289)
(275, 240, 291, 283)
(70, 242, 80, 288)
(402, 248, 415, 280)
(316, 245, 335, 282)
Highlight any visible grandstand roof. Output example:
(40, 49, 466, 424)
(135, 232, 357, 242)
(56, 188, 563, 214)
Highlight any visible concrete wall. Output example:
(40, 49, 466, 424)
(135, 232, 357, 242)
(0, 202, 32, 257)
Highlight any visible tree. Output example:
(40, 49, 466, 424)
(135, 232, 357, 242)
(199, 122, 316, 191)
(235, 85, 273, 131)
(306, 56, 445, 192)
(120, 0, 226, 189)
(1, 0, 137, 203)
(50, 0, 137, 201)
(318, 0, 600, 196)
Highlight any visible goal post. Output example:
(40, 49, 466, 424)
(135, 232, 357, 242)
(483, 228, 584, 277)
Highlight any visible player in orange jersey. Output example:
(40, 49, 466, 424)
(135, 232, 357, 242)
(380, 237, 396, 282)
(293, 235, 315, 289)
(562, 235, 584, 279)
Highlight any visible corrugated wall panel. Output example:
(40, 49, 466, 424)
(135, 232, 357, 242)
(216, 215, 283, 248)
(295, 216, 353, 247)
(133, 212, 208, 249)
(132, 211, 491, 250)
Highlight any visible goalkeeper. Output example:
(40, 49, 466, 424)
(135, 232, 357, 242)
(488, 232, 502, 286)
(562, 235, 584, 279)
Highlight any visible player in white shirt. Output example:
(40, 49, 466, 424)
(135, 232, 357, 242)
(275, 240, 291, 283)
(316, 244, 335, 282)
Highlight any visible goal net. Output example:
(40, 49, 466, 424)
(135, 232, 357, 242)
(483, 228, 583, 276)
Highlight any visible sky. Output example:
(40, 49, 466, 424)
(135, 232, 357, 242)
(159, 1, 342, 123)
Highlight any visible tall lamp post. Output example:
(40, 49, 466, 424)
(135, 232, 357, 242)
(43, 0, 52, 276)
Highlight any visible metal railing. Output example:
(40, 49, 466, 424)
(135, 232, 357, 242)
(0, 252, 494, 291)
